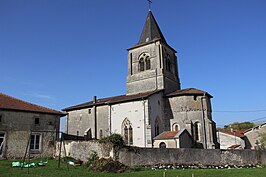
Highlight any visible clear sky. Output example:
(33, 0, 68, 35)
(1, 0, 266, 130)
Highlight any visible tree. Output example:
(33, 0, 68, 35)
(224, 122, 255, 130)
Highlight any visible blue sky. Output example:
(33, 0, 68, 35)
(1, 0, 266, 130)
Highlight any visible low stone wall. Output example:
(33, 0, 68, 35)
(55, 140, 114, 162)
(118, 147, 266, 166)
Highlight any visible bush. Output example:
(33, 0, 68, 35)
(99, 134, 125, 148)
(86, 151, 99, 168)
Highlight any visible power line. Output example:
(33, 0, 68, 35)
(250, 116, 266, 122)
(213, 110, 266, 113)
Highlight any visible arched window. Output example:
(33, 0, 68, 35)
(122, 118, 133, 145)
(172, 123, 179, 131)
(86, 129, 92, 140)
(129, 126, 133, 145)
(159, 142, 166, 148)
(138, 53, 151, 72)
(194, 122, 201, 141)
(124, 126, 128, 143)
(139, 58, 145, 72)
(165, 54, 172, 72)
(146, 58, 151, 70)
(155, 118, 160, 136)
(99, 129, 103, 139)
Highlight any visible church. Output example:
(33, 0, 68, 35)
(63, 10, 219, 149)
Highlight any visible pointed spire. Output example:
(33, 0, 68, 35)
(137, 11, 167, 46)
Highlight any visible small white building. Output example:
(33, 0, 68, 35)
(217, 129, 245, 149)
(153, 129, 193, 148)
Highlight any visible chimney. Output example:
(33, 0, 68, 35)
(93, 96, 97, 104)
(93, 96, 97, 139)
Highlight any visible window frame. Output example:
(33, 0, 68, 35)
(30, 134, 41, 152)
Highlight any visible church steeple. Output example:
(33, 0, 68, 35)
(136, 11, 167, 46)
(126, 10, 181, 95)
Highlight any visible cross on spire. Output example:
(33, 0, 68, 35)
(147, 0, 152, 11)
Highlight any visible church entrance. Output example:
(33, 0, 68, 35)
(0, 132, 5, 158)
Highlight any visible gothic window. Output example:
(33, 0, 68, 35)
(139, 58, 145, 71)
(155, 118, 160, 136)
(146, 58, 151, 70)
(194, 122, 200, 141)
(165, 55, 171, 72)
(129, 126, 133, 145)
(138, 53, 151, 72)
(122, 118, 133, 145)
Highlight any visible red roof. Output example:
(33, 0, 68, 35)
(219, 129, 246, 138)
(228, 144, 241, 149)
(166, 88, 213, 98)
(0, 93, 64, 116)
(154, 131, 179, 140)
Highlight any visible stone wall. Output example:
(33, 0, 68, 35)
(55, 140, 114, 162)
(0, 110, 60, 159)
(4, 131, 56, 159)
(118, 147, 266, 166)
(54, 141, 266, 166)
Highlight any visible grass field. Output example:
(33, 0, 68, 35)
(0, 160, 265, 177)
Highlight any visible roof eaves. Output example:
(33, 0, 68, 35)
(0, 107, 66, 117)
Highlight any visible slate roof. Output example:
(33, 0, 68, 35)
(128, 11, 175, 51)
(62, 90, 162, 111)
(153, 131, 179, 140)
(137, 11, 167, 45)
(166, 88, 213, 98)
(0, 93, 64, 116)
(63, 88, 212, 112)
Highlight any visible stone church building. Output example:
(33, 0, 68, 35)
(63, 11, 219, 149)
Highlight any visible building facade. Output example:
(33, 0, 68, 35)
(0, 93, 64, 159)
(63, 11, 219, 149)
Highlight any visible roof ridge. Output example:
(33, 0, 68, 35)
(0, 92, 64, 115)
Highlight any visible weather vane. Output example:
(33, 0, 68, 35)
(147, 0, 152, 11)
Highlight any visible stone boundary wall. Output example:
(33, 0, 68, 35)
(118, 148, 266, 166)
(55, 141, 266, 166)
(55, 140, 114, 162)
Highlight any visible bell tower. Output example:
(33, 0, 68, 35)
(126, 11, 181, 95)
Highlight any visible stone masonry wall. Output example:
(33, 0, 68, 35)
(55, 140, 114, 162)
(118, 147, 266, 167)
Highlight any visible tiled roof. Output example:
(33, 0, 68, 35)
(219, 129, 246, 138)
(153, 131, 179, 140)
(228, 144, 241, 149)
(243, 123, 266, 134)
(166, 88, 213, 98)
(63, 90, 162, 111)
(0, 93, 64, 116)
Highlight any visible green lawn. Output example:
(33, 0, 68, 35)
(0, 160, 265, 177)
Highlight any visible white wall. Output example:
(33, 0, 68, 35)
(217, 132, 245, 149)
(110, 100, 147, 147)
